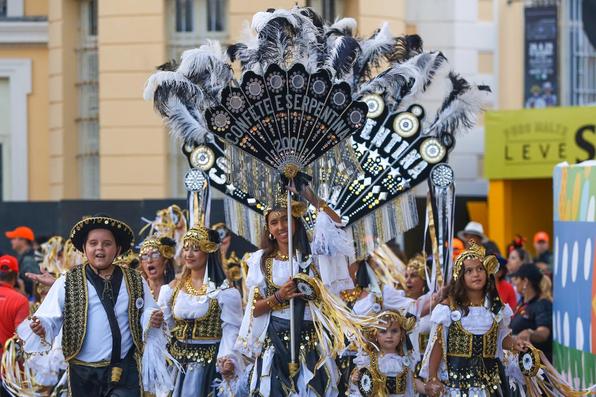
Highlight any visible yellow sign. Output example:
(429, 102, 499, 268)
(485, 106, 596, 179)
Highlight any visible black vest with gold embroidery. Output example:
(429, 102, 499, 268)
(171, 288, 223, 341)
(385, 370, 409, 395)
(445, 310, 501, 391)
(62, 265, 145, 361)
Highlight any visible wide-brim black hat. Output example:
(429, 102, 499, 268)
(69, 215, 134, 253)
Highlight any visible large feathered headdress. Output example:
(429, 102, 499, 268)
(145, 6, 491, 254)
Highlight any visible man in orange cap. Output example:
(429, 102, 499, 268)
(533, 231, 552, 274)
(0, 255, 29, 349)
(5, 226, 39, 297)
(0, 254, 30, 397)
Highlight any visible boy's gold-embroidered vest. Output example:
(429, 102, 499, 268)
(62, 265, 145, 361)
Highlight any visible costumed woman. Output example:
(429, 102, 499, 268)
(402, 254, 434, 365)
(235, 181, 356, 397)
(349, 309, 422, 397)
(157, 224, 243, 397)
(139, 235, 177, 300)
(420, 241, 527, 397)
(17, 215, 173, 397)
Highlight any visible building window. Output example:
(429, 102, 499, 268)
(564, 0, 596, 105)
(77, 0, 99, 199)
(0, 0, 7, 18)
(306, 0, 343, 23)
(176, 0, 193, 32)
(88, 0, 98, 35)
(167, 0, 228, 197)
(206, 0, 225, 32)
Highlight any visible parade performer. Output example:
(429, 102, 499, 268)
(336, 257, 383, 397)
(236, 182, 358, 397)
(17, 215, 174, 397)
(350, 310, 421, 397)
(420, 241, 526, 397)
(139, 235, 176, 300)
(141, 204, 188, 265)
(157, 224, 243, 397)
(403, 254, 434, 362)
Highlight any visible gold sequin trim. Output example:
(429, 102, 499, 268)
(264, 256, 289, 310)
(62, 265, 88, 361)
(167, 340, 217, 364)
(122, 266, 144, 353)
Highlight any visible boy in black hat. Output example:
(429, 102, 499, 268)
(23, 215, 165, 397)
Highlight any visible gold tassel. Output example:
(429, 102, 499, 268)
(298, 276, 384, 361)
(0, 337, 41, 397)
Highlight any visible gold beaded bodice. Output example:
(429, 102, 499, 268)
(369, 353, 409, 395)
(444, 306, 501, 392)
(446, 317, 498, 358)
(171, 288, 223, 340)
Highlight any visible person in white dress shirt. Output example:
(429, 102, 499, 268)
(21, 215, 166, 397)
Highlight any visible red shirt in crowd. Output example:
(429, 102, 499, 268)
(496, 278, 517, 311)
(0, 282, 30, 353)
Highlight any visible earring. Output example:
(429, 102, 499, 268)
(269, 233, 274, 240)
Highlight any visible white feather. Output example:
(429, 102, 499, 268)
(239, 20, 258, 50)
(251, 9, 298, 33)
(398, 53, 451, 122)
(360, 22, 393, 56)
(424, 84, 493, 136)
(143, 71, 184, 101)
(178, 40, 225, 78)
(329, 17, 357, 34)
(163, 96, 210, 144)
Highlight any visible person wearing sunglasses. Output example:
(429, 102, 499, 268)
(139, 236, 176, 300)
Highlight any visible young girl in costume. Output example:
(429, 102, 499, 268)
(157, 225, 243, 397)
(420, 241, 527, 397)
(350, 310, 422, 397)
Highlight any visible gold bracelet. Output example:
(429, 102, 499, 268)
(265, 296, 276, 310)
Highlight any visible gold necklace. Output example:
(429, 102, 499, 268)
(275, 251, 289, 261)
(184, 277, 207, 296)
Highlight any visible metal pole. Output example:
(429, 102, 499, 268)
(287, 188, 296, 372)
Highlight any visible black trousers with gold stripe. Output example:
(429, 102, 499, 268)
(68, 349, 141, 397)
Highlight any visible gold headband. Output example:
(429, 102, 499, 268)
(453, 241, 499, 281)
(264, 199, 308, 219)
(378, 310, 416, 333)
(406, 253, 427, 280)
(183, 225, 219, 253)
(140, 236, 175, 260)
